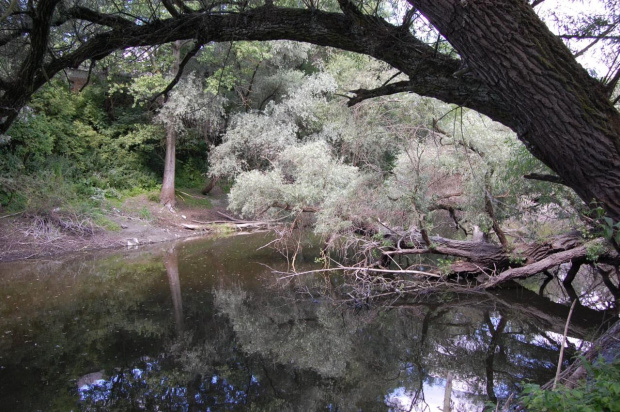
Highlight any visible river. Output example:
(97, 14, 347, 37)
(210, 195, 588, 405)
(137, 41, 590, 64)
(0, 233, 614, 411)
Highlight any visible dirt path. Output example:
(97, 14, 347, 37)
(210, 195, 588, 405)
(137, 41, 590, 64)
(0, 188, 233, 262)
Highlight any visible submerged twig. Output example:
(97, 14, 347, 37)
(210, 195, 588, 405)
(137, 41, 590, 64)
(553, 299, 578, 390)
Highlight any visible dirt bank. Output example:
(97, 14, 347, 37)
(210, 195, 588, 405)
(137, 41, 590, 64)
(0, 189, 232, 262)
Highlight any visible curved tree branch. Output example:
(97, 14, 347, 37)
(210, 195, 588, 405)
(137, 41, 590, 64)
(149, 41, 204, 104)
(64, 6, 135, 30)
(0, 5, 507, 134)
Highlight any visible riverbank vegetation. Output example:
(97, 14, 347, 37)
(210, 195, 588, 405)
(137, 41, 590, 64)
(1, 0, 620, 406)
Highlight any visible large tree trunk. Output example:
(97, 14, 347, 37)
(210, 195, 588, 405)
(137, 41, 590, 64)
(410, 0, 620, 220)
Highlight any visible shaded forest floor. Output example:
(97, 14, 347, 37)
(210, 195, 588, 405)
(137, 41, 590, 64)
(0, 187, 230, 262)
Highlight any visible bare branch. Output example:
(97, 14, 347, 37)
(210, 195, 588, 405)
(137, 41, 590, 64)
(523, 173, 567, 185)
(271, 202, 319, 213)
(161, 0, 180, 17)
(150, 41, 203, 104)
(573, 24, 618, 59)
(559, 34, 620, 41)
(65, 6, 134, 30)
(78, 59, 96, 92)
(346, 81, 414, 106)
(482, 244, 599, 289)
(604, 66, 620, 97)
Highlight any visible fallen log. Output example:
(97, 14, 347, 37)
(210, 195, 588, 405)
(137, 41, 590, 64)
(373, 229, 619, 287)
(481, 244, 591, 289)
(182, 221, 270, 231)
(181, 223, 215, 231)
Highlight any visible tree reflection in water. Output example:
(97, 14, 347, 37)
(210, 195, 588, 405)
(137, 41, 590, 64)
(0, 234, 614, 411)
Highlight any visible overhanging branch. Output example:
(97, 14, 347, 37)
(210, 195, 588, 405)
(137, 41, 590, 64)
(150, 41, 203, 104)
(1, 5, 510, 134)
(65, 6, 134, 30)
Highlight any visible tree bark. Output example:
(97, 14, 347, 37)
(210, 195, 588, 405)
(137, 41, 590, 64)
(159, 40, 182, 210)
(409, 0, 620, 220)
(380, 230, 619, 285)
(160, 126, 177, 209)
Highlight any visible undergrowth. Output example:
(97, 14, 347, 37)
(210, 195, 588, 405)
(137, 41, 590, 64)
(519, 358, 620, 412)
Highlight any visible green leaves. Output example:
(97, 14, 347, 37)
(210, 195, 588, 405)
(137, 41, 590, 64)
(601, 216, 620, 244)
(520, 359, 620, 412)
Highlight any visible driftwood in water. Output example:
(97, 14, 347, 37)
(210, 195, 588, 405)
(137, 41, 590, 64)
(182, 213, 271, 231)
(181, 221, 269, 231)
(376, 229, 619, 288)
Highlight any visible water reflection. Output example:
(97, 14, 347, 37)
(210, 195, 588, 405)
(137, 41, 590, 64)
(165, 246, 184, 333)
(0, 234, 614, 411)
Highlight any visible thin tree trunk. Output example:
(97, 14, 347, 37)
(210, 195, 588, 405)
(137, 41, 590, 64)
(160, 126, 177, 209)
(202, 175, 220, 195)
(159, 40, 182, 210)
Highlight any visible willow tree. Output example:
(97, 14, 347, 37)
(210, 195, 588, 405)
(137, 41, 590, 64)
(0, 0, 618, 222)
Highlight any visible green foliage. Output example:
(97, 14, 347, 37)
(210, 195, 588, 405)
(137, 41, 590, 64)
(176, 157, 208, 189)
(509, 254, 526, 265)
(124, 73, 169, 105)
(228, 140, 358, 218)
(585, 241, 607, 263)
(92, 213, 122, 231)
(177, 192, 212, 208)
(600, 216, 620, 244)
(520, 358, 620, 412)
(147, 189, 161, 203)
(138, 206, 152, 221)
(436, 257, 455, 275)
(0, 79, 162, 215)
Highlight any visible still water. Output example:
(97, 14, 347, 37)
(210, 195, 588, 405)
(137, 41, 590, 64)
(0, 233, 613, 411)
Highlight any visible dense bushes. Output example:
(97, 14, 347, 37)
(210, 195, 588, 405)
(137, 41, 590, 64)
(520, 359, 620, 412)
(0, 79, 207, 214)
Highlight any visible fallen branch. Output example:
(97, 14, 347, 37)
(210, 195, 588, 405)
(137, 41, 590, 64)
(182, 221, 269, 231)
(275, 265, 440, 280)
(481, 244, 592, 289)
(216, 211, 245, 222)
(0, 211, 23, 219)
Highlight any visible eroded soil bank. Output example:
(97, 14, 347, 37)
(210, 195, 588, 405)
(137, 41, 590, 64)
(0, 189, 230, 262)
